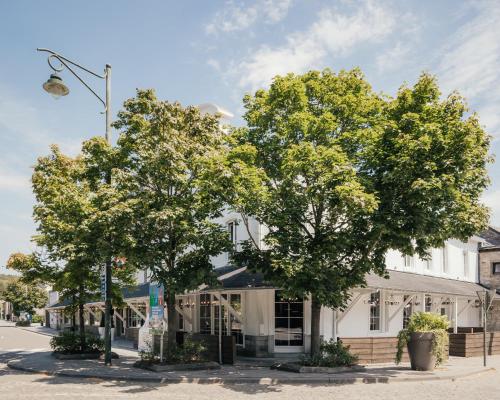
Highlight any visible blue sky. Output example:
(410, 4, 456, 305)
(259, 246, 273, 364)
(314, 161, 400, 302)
(1, 0, 499, 274)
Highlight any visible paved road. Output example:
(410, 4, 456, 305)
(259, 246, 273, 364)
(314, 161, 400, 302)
(1, 320, 500, 399)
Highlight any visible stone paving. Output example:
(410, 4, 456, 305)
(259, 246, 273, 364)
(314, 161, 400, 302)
(2, 321, 500, 399)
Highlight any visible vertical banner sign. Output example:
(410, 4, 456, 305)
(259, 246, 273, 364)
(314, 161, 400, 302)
(149, 284, 164, 332)
(100, 265, 106, 301)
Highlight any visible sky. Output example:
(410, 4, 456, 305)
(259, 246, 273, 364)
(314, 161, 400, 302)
(0, 0, 499, 274)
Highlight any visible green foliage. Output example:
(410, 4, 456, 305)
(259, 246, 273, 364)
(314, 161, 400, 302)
(396, 312, 449, 365)
(139, 336, 207, 364)
(227, 68, 490, 355)
(0, 274, 18, 295)
(15, 320, 31, 327)
(2, 281, 47, 316)
(112, 89, 232, 344)
(301, 339, 358, 367)
(50, 331, 104, 354)
(31, 314, 44, 323)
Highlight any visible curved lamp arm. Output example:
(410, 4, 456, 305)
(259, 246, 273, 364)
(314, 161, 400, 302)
(37, 48, 107, 111)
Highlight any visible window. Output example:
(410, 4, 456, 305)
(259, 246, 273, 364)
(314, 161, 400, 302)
(492, 262, 500, 275)
(229, 294, 243, 346)
(403, 295, 413, 329)
(442, 246, 448, 273)
(404, 255, 413, 268)
(126, 306, 146, 328)
(463, 251, 469, 278)
(275, 291, 304, 346)
(199, 294, 212, 334)
(369, 292, 380, 331)
(227, 221, 237, 248)
(425, 295, 432, 312)
(178, 299, 184, 331)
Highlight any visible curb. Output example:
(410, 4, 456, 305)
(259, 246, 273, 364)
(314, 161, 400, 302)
(7, 361, 495, 385)
(17, 327, 57, 338)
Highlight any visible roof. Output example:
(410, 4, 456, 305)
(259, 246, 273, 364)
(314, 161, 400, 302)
(365, 269, 485, 297)
(122, 282, 149, 299)
(479, 226, 500, 246)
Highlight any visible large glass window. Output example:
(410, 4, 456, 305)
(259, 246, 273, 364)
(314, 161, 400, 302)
(369, 292, 380, 331)
(229, 294, 243, 346)
(199, 294, 212, 334)
(275, 291, 303, 346)
(425, 295, 432, 312)
(178, 299, 184, 331)
(126, 306, 146, 328)
(403, 295, 413, 329)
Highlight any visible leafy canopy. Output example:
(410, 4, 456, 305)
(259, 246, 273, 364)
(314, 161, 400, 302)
(228, 68, 490, 309)
(112, 89, 231, 293)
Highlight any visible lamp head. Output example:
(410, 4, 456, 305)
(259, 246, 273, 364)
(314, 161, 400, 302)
(42, 73, 69, 99)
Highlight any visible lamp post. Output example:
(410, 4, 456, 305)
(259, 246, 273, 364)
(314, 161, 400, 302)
(37, 48, 114, 366)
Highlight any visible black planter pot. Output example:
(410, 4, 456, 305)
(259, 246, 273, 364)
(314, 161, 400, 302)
(407, 332, 436, 371)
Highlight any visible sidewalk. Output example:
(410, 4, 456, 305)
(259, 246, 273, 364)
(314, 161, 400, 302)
(7, 351, 496, 385)
(16, 324, 139, 356)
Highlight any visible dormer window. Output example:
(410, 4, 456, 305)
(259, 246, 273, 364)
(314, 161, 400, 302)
(404, 255, 413, 268)
(227, 221, 237, 248)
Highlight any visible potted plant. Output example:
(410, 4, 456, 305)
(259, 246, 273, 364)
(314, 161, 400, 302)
(396, 312, 449, 371)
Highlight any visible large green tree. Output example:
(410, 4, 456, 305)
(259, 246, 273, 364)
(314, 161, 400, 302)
(227, 69, 490, 356)
(112, 89, 231, 349)
(1, 280, 47, 317)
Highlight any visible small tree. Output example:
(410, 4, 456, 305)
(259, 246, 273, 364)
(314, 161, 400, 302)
(9, 143, 136, 350)
(227, 69, 490, 356)
(112, 89, 231, 351)
(2, 281, 47, 317)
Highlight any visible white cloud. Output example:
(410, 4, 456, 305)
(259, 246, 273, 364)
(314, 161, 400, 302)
(0, 169, 30, 192)
(231, 0, 397, 91)
(207, 58, 221, 72)
(437, 0, 500, 136)
(483, 189, 500, 226)
(376, 42, 411, 73)
(206, 0, 293, 34)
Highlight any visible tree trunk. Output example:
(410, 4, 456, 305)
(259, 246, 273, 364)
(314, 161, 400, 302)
(71, 295, 76, 332)
(166, 288, 177, 355)
(310, 294, 322, 357)
(78, 285, 86, 352)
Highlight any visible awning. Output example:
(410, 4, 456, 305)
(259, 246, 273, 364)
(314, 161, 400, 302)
(365, 269, 485, 297)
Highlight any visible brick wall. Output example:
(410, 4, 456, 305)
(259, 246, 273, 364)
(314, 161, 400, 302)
(479, 248, 500, 289)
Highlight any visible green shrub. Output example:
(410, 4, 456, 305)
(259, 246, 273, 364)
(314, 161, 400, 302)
(301, 339, 358, 367)
(140, 336, 208, 364)
(31, 315, 43, 323)
(15, 320, 31, 327)
(50, 331, 104, 354)
(396, 312, 449, 365)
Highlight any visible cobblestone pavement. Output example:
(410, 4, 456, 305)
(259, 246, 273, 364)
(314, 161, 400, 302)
(1, 321, 500, 399)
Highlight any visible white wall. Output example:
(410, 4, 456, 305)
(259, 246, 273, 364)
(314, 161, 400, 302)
(385, 239, 480, 283)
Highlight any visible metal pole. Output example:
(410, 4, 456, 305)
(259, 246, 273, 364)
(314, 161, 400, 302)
(218, 292, 222, 364)
(104, 64, 113, 366)
(483, 293, 487, 367)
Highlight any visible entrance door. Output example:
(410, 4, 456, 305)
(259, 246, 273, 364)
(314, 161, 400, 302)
(274, 290, 304, 351)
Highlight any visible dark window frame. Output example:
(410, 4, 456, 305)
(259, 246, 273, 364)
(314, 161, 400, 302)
(492, 262, 500, 275)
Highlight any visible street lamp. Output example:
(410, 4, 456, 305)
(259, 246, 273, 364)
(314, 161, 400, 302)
(37, 48, 114, 366)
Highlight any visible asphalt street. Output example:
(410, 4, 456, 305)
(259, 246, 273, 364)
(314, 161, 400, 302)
(1, 320, 500, 399)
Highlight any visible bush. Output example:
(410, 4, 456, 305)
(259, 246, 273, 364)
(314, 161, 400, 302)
(31, 315, 43, 323)
(301, 339, 358, 367)
(396, 312, 449, 366)
(140, 336, 208, 364)
(15, 320, 31, 327)
(50, 331, 104, 354)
